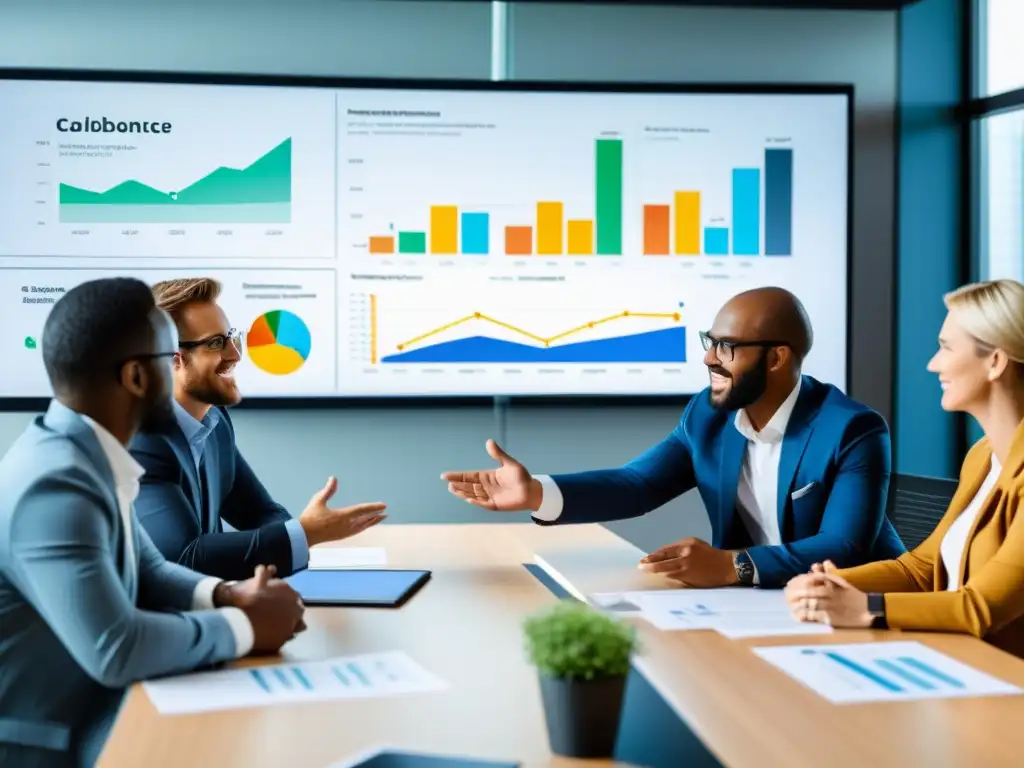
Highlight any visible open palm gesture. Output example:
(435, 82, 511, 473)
(441, 440, 539, 511)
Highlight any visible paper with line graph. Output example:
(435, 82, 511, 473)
(754, 641, 1020, 704)
(142, 651, 448, 714)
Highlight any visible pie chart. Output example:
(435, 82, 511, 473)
(247, 310, 311, 376)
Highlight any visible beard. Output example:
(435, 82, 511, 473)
(185, 369, 241, 407)
(708, 351, 769, 411)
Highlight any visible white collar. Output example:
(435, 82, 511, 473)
(80, 415, 146, 489)
(734, 379, 803, 444)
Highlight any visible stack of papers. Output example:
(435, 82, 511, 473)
(309, 546, 388, 569)
(143, 651, 447, 714)
(755, 641, 1021, 703)
(588, 587, 831, 638)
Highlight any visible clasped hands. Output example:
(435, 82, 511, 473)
(783, 561, 873, 629)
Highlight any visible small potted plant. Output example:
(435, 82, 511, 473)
(523, 599, 638, 759)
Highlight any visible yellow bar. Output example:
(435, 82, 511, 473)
(370, 294, 378, 365)
(536, 202, 563, 255)
(567, 219, 593, 255)
(430, 205, 458, 254)
(674, 192, 700, 255)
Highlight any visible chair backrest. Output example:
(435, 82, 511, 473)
(888, 473, 958, 550)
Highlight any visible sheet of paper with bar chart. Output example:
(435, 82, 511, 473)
(142, 651, 448, 714)
(754, 641, 1021, 704)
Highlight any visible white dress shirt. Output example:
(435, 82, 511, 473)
(533, 382, 803, 584)
(82, 416, 253, 655)
(940, 455, 1001, 591)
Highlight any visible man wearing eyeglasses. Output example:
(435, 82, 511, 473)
(442, 287, 905, 588)
(129, 278, 386, 582)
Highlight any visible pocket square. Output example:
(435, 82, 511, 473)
(791, 482, 817, 500)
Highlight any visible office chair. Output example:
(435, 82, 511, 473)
(887, 473, 958, 550)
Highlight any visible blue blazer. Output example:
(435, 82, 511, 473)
(548, 376, 906, 587)
(0, 402, 238, 767)
(130, 408, 297, 582)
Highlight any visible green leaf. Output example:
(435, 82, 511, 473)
(523, 599, 639, 681)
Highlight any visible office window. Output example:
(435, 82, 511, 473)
(980, 109, 1024, 281)
(982, 0, 1024, 96)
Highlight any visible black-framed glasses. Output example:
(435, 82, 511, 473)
(179, 328, 243, 352)
(699, 330, 790, 362)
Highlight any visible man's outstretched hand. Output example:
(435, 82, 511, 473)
(441, 439, 542, 512)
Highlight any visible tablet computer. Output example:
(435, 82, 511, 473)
(285, 568, 431, 607)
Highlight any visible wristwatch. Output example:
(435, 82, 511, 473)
(867, 593, 888, 629)
(733, 550, 755, 586)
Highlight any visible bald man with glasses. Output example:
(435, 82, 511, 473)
(443, 287, 906, 589)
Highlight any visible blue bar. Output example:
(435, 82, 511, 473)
(347, 662, 371, 686)
(824, 652, 903, 692)
(876, 659, 935, 690)
(273, 668, 293, 689)
(765, 148, 793, 256)
(332, 666, 350, 686)
(249, 669, 271, 693)
(898, 656, 965, 688)
(704, 227, 729, 255)
(291, 667, 313, 690)
(731, 168, 760, 255)
(461, 212, 489, 254)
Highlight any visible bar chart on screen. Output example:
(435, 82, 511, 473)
(343, 134, 623, 260)
(639, 133, 794, 259)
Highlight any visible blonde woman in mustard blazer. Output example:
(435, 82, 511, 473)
(785, 278, 1024, 658)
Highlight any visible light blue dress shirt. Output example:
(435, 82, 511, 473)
(172, 401, 309, 570)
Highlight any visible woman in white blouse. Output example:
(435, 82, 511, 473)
(785, 278, 1024, 658)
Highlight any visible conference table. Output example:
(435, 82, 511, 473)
(100, 523, 1024, 767)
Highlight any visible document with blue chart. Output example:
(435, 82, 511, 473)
(754, 641, 1021, 704)
(142, 651, 448, 714)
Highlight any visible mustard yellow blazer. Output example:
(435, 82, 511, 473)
(838, 420, 1024, 658)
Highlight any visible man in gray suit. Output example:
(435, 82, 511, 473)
(0, 277, 306, 768)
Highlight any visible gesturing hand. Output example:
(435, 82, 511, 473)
(225, 565, 306, 653)
(298, 477, 387, 547)
(441, 439, 541, 512)
(638, 538, 738, 588)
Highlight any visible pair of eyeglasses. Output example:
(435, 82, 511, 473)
(699, 330, 790, 362)
(179, 329, 244, 352)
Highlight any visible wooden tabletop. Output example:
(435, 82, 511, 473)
(100, 524, 634, 768)
(100, 523, 1024, 768)
(517, 524, 1024, 768)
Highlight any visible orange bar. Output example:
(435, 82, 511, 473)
(536, 202, 563, 255)
(369, 236, 394, 254)
(674, 192, 700, 255)
(643, 205, 670, 255)
(567, 219, 593, 255)
(370, 294, 378, 365)
(505, 225, 533, 255)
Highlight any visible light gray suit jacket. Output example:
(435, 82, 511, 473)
(0, 401, 241, 767)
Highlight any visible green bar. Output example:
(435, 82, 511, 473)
(595, 138, 622, 255)
(398, 231, 426, 253)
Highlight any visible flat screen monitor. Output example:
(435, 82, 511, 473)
(0, 71, 850, 403)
